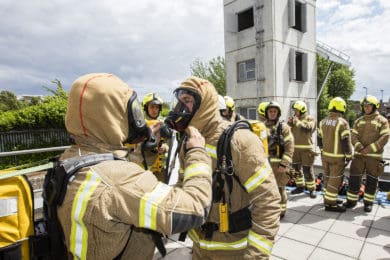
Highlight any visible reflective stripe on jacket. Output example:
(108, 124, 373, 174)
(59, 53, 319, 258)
(318, 112, 352, 159)
(351, 111, 390, 158)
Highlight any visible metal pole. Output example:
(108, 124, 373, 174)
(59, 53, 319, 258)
(381, 89, 384, 101)
(363, 87, 367, 96)
(317, 62, 334, 100)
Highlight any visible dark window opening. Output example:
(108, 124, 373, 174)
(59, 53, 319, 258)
(295, 52, 303, 81)
(238, 8, 254, 31)
(293, 2, 303, 31)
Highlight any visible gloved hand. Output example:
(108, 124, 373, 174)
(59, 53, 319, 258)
(185, 126, 205, 150)
(345, 155, 352, 164)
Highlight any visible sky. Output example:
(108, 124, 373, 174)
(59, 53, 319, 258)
(0, 0, 389, 102)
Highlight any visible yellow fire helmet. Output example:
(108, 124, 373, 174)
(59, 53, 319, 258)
(292, 100, 307, 114)
(142, 92, 163, 112)
(360, 95, 379, 110)
(224, 96, 235, 111)
(328, 97, 346, 113)
(257, 101, 270, 116)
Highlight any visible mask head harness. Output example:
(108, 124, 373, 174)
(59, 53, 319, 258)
(126, 91, 153, 144)
(164, 88, 201, 133)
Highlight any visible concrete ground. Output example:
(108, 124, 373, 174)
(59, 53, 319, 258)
(153, 191, 390, 260)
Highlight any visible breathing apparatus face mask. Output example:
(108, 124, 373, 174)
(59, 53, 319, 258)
(126, 92, 155, 145)
(164, 88, 201, 133)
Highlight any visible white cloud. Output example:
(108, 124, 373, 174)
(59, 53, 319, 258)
(1, 0, 389, 102)
(0, 0, 224, 101)
(317, 0, 390, 100)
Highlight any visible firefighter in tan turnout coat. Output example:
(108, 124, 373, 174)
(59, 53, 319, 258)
(57, 73, 212, 259)
(166, 76, 280, 259)
(345, 95, 390, 212)
(318, 97, 352, 212)
(288, 100, 317, 198)
(265, 101, 294, 218)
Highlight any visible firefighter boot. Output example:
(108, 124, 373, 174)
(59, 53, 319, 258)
(309, 190, 317, 198)
(343, 200, 357, 209)
(292, 187, 305, 195)
(364, 204, 373, 213)
(325, 204, 346, 212)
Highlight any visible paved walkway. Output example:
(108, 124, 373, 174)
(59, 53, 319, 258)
(153, 191, 390, 260)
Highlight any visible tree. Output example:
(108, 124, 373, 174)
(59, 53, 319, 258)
(190, 56, 226, 95)
(42, 78, 68, 101)
(316, 55, 356, 123)
(0, 90, 22, 112)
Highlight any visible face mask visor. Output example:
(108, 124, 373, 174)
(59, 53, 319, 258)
(164, 88, 200, 132)
(126, 92, 151, 144)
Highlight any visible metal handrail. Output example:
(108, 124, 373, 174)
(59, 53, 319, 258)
(0, 146, 70, 157)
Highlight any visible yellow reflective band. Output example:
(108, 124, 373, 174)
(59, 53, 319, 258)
(296, 179, 304, 185)
(324, 195, 337, 202)
(270, 158, 281, 163)
(341, 129, 350, 137)
(357, 121, 366, 127)
(364, 193, 375, 200)
(281, 204, 286, 210)
(248, 230, 273, 256)
(294, 145, 313, 149)
(199, 237, 247, 251)
(244, 161, 272, 193)
(322, 151, 345, 158)
(354, 152, 383, 158)
(139, 182, 172, 230)
(282, 154, 292, 163)
(183, 163, 211, 182)
(370, 143, 377, 153)
(306, 181, 315, 188)
(334, 121, 341, 154)
(205, 144, 217, 159)
(354, 142, 362, 150)
(371, 121, 381, 128)
(284, 134, 293, 142)
(351, 129, 359, 135)
(70, 169, 101, 260)
(189, 229, 248, 251)
(347, 192, 358, 200)
(380, 128, 389, 135)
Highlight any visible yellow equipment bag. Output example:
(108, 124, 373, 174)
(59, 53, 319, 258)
(0, 175, 34, 259)
(248, 120, 269, 156)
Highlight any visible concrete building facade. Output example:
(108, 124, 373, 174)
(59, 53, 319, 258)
(224, 0, 317, 121)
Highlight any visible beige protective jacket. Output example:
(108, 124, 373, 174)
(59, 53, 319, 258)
(351, 111, 390, 158)
(177, 77, 281, 259)
(58, 73, 212, 260)
(266, 121, 294, 167)
(288, 113, 316, 150)
(318, 112, 352, 161)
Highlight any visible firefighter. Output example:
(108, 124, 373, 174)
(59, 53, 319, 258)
(58, 73, 212, 259)
(165, 76, 280, 259)
(344, 95, 390, 212)
(318, 97, 352, 212)
(222, 95, 245, 122)
(265, 101, 295, 218)
(218, 94, 228, 121)
(141, 92, 168, 182)
(258, 101, 269, 123)
(288, 100, 317, 198)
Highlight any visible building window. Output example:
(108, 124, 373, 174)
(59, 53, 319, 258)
(239, 107, 257, 120)
(289, 49, 308, 82)
(237, 8, 254, 32)
(238, 59, 256, 82)
(288, 0, 307, 33)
